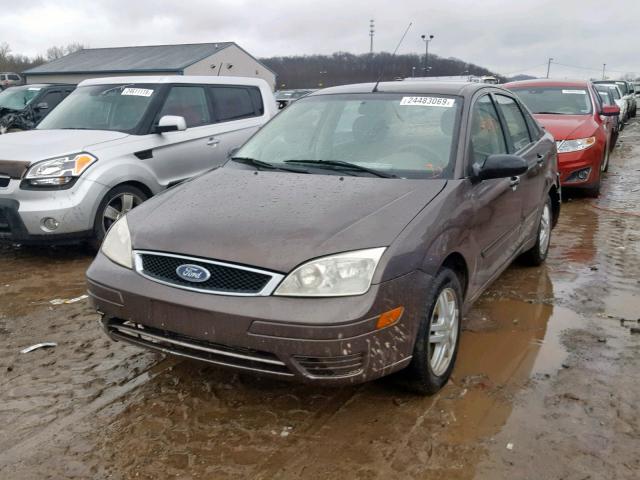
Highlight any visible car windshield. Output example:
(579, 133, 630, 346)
(596, 89, 613, 106)
(511, 87, 592, 115)
(0, 86, 41, 111)
(614, 82, 629, 95)
(37, 84, 158, 133)
(234, 93, 461, 179)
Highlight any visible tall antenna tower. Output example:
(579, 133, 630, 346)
(369, 19, 375, 53)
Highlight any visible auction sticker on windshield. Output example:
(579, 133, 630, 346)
(562, 90, 587, 95)
(400, 96, 455, 107)
(121, 88, 154, 97)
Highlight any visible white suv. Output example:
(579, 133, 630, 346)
(0, 72, 24, 90)
(0, 75, 276, 246)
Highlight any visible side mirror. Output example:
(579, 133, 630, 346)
(601, 105, 620, 117)
(155, 115, 187, 133)
(473, 154, 528, 181)
(35, 102, 49, 110)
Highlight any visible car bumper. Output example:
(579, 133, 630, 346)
(557, 146, 602, 188)
(0, 178, 107, 244)
(87, 252, 432, 386)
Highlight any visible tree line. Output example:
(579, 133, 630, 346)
(260, 52, 502, 89)
(0, 42, 84, 73)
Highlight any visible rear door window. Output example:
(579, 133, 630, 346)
(495, 94, 532, 151)
(158, 86, 211, 128)
(210, 86, 263, 122)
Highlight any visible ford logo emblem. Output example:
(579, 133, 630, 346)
(176, 264, 211, 283)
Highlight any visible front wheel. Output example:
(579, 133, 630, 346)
(405, 268, 462, 395)
(90, 185, 148, 249)
(520, 196, 552, 266)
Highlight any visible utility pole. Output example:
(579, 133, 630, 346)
(546, 58, 553, 79)
(369, 19, 375, 54)
(421, 34, 434, 75)
(602, 63, 606, 80)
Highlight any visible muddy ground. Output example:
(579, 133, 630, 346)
(1, 122, 639, 480)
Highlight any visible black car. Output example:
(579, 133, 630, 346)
(0, 84, 75, 133)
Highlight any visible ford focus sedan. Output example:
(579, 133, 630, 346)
(87, 81, 560, 394)
(505, 79, 619, 197)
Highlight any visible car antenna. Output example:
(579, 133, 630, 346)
(372, 22, 413, 93)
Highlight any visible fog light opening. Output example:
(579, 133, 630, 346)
(376, 306, 404, 330)
(41, 217, 60, 232)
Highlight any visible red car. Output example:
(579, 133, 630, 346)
(504, 79, 619, 196)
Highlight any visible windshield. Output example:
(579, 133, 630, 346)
(511, 87, 592, 115)
(614, 82, 629, 95)
(37, 84, 157, 132)
(235, 93, 461, 179)
(595, 89, 613, 106)
(0, 86, 41, 111)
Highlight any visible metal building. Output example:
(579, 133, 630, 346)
(23, 42, 277, 91)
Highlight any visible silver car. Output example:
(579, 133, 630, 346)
(0, 76, 276, 246)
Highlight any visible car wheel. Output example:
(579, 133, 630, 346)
(90, 185, 148, 249)
(601, 140, 610, 173)
(520, 196, 552, 266)
(405, 268, 462, 395)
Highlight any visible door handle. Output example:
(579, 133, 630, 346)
(207, 137, 220, 147)
(509, 176, 520, 190)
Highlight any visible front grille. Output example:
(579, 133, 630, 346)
(0, 209, 10, 233)
(106, 319, 293, 376)
(294, 353, 365, 378)
(135, 251, 282, 296)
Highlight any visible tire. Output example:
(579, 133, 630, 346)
(90, 184, 148, 250)
(520, 196, 552, 266)
(404, 268, 463, 395)
(602, 140, 610, 173)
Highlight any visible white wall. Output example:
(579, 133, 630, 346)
(185, 45, 276, 91)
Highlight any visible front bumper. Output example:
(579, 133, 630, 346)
(87, 252, 432, 385)
(0, 178, 107, 244)
(557, 146, 602, 188)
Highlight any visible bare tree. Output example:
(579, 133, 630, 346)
(46, 42, 85, 61)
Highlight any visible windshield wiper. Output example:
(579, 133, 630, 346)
(231, 156, 309, 174)
(535, 111, 573, 115)
(283, 159, 396, 178)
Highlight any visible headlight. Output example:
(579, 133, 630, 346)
(24, 153, 96, 187)
(101, 216, 133, 269)
(274, 247, 386, 297)
(556, 137, 596, 153)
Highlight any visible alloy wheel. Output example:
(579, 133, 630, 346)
(102, 192, 142, 233)
(428, 287, 459, 376)
(539, 203, 551, 256)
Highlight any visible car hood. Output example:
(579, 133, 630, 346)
(0, 129, 129, 164)
(533, 114, 596, 141)
(129, 168, 446, 273)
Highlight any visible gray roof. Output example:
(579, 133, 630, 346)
(25, 43, 234, 75)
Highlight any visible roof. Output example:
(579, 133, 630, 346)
(78, 75, 269, 88)
(310, 81, 499, 97)
(503, 79, 590, 88)
(24, 43, 235, 75)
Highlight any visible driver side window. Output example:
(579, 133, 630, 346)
(470, 95, 507, 167)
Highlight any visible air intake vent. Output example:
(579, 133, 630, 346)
(294, 353, 364, 378)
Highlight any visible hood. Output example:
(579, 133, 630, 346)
(533, 114, 596, 141)
(129, 168, 446, 272)
(0, 129, 129, 176)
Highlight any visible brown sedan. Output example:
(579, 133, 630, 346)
(87, 81, 560, 394)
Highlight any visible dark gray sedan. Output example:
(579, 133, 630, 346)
(87, 81, 560, 394)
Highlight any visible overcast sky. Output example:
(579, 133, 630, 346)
(3, 0, 639, 78)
